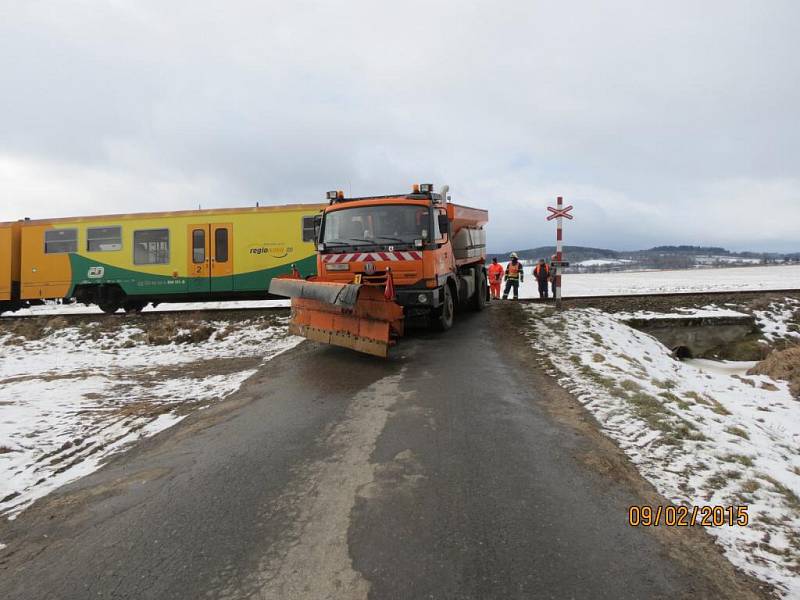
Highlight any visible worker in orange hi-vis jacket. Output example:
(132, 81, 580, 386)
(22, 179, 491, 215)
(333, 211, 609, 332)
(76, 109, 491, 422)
(534, 258, 550, 299)
(502, 252, 524, 300)
(487, 257, 504, 299)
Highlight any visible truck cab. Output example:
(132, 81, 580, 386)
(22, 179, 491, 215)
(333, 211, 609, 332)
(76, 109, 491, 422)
(315, 184, 488, 328)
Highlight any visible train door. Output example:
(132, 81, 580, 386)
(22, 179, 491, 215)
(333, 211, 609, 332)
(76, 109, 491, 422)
(186, 223, 234, 295)
(209, 223, 233, 293)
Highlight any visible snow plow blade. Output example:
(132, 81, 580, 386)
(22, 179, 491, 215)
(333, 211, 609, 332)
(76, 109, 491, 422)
(269, 279, 404, 358)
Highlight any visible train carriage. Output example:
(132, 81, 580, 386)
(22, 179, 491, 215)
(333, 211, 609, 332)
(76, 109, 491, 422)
(0, 221, 23, 313)
(7, 204, 324, 313)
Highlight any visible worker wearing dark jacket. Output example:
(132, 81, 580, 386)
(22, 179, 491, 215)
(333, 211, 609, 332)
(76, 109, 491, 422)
(502, 253, 524, 300)
(534, 259, 550, 298)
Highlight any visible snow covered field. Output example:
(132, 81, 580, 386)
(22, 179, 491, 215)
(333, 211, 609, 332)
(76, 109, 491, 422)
(1, 298, 289, 318)
(4, 265, 800, 320)
(0, 313, 300, 518)
(525, 300, 800, 596)
(517, 264, 800, 298)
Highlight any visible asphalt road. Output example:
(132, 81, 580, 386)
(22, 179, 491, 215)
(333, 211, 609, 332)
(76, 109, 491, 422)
(0, 304, 766, 599)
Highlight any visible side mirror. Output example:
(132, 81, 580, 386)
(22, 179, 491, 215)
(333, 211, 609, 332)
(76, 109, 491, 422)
(313, 214, 322, 243)
(437, 214, 450, 238)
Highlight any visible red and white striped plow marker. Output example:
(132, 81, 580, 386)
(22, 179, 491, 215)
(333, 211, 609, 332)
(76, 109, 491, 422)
(546, 197, 574, 308)
(322, 251, 423, 263)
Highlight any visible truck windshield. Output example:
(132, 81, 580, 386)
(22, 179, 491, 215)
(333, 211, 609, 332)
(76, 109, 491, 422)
(323, 204, 430, 246)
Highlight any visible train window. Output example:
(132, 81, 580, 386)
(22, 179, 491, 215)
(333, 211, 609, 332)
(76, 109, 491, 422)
(302, 216, 316, 242)
(133, 229, 170, 265)
(87, 226, 122, 252)
(214, 228, 228, 262)
(192, 229, 205, 263)
(44, 228, 78, 254)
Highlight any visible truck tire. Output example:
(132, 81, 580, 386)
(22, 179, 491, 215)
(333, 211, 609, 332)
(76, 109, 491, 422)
(432, 284, 454, 331)
(471, 268, 487, 311)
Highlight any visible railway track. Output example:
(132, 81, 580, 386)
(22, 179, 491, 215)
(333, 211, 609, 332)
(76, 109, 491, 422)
(2, 288, 799, 323)
(0, 303, 291, 322)
(518, 288, 800, 304)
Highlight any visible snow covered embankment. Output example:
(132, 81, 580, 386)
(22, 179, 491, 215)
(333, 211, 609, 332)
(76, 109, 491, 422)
(0, 314, 300, 519)
(525, 305, 800, 597)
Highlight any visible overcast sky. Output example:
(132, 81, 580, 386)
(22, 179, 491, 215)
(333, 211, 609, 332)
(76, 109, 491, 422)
(1, 1, 798, 252)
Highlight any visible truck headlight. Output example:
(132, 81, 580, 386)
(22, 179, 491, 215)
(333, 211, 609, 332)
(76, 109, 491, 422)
(326, 263, 350, 271)
(418, 293, 428, 303)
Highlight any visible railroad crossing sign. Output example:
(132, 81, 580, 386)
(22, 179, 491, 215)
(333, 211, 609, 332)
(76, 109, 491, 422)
(546, 205, 574, 221)
(547, 196, 574, 308)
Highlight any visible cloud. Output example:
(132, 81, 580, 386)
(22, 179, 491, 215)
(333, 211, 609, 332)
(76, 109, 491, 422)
(1, 0, 798, 252)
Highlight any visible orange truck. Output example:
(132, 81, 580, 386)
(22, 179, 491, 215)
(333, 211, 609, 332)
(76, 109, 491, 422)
(269, 184, 488, 357)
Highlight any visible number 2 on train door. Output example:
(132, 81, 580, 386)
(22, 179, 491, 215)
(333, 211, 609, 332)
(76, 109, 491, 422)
(186, 223, 233, 295)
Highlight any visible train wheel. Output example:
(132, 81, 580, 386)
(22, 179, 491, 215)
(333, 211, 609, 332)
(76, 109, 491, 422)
(123, 300, 147, 314)
(98, 300, 121, 314)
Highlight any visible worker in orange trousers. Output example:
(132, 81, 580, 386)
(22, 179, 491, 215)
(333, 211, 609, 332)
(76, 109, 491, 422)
(487, 257, 504, 299)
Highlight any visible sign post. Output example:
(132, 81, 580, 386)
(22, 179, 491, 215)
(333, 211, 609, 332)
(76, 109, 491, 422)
(546, 197, 574, 308)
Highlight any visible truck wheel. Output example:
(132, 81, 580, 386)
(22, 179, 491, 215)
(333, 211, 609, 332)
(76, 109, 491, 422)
(471, 269, 487, 311)
(432, 284, 454, 331)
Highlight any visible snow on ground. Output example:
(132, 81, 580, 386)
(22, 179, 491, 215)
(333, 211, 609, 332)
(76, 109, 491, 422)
(614, 307, 751, 321)
(696, 256, 763, 265)
(525, 304, 800, 596)
(0, 313, 300, 519)
(684, 359, 758, 377)
(574, 258, 634, 267)
(1, 298, 289, 318)
(753, 298, 800, 343)
(517, 264, 800, 298)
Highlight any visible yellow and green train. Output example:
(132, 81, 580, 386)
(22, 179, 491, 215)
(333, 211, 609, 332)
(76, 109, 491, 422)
(0, 204, 324, 313)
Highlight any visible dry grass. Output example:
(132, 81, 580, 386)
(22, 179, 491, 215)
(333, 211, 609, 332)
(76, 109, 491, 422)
(619, 379, 642, 393)
(748, 344, 800, 398)
(720, 453, 755, 467)
(686, 391, 731, 416)
(725, 426, 750, 440)
(1, 316, 70, 342)
(652, 378, 677, 390)
(740, 479, 761, 494)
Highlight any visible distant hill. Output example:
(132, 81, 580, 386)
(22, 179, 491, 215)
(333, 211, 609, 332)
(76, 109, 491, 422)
(488, 245, 800, 272)
(488, 246, 618, 263)
(648, 245, 729, 254)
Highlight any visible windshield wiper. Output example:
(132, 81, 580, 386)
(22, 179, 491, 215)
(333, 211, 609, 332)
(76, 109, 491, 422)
(323, 239, 351, 246)
(372, 236, 407, 243)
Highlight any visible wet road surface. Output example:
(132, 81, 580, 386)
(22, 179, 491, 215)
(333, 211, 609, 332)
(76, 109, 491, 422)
(0, 304, 766, 599)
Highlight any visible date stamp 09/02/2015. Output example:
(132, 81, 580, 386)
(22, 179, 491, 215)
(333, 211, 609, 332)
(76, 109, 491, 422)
(628, 505, 749, 527)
